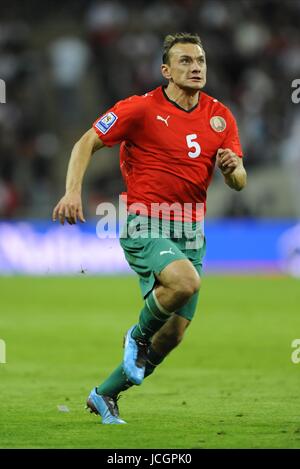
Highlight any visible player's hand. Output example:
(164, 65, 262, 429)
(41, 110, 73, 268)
(52, 192, 86, 225)
(216, 148, 239, 175)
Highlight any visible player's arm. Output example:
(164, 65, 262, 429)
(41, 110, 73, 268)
(216, 148, 247, 191)
(52, 128, 104, 225)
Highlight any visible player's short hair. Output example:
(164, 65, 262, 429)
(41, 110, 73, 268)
(162, 32, 203, 64)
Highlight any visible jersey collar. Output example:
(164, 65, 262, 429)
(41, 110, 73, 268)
(161, 86, 201, 113)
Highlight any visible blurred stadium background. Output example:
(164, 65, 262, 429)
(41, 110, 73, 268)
(0, 0, 300, 276)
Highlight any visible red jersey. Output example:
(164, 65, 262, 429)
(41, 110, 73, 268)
(93, 86, 243, 221)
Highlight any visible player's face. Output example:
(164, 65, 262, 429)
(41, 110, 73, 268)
(162, 43, 207, 91)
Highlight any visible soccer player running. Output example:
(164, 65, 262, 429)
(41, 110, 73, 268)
(53, 33, 247, 424)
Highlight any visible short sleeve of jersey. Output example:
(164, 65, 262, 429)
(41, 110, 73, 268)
(221, 109, 243, 157)
(93, 96, 145, 147)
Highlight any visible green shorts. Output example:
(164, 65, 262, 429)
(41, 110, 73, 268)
(119, 214, 206, 321)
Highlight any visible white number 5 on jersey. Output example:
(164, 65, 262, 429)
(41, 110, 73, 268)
(186, 134, 201, 158)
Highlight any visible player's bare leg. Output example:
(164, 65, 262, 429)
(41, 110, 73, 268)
(154, 259, 201, 312)
(123, 259, 200, 384)
(150, 314, 190, 357)
(147, 260, 197, 356)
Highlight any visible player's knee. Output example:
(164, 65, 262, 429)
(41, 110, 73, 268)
(174, 273, 201, 301)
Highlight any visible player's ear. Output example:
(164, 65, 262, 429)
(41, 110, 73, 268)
(161, 64, 171, 80)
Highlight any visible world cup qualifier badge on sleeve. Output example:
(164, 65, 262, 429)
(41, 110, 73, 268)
(95, 112, 118, 134)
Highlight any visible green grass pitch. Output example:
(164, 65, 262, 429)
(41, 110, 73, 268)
(0, 275, 300, 448)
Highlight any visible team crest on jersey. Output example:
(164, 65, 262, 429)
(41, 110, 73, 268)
(95, 112, 118, 134)
(210, 116, 226, 132)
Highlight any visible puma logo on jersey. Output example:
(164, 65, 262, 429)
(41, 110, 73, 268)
(156, 115, 170, 126)
(160, 248, 175, 256)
